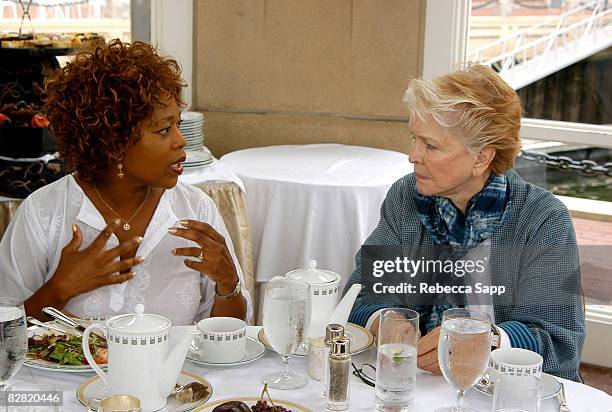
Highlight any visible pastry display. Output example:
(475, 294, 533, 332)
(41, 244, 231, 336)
(0, 32, 105, 49)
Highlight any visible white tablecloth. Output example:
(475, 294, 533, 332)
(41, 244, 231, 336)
(179, 158, 245, 193)
(220, 144, 413, 294)
(12, 327, 612, 412)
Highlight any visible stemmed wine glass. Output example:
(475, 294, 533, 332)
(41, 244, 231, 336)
(435, 308, 491, 412)
(0, 297, 28, 391)
(262, 278, 311, 390)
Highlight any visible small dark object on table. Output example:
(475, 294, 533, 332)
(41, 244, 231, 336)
(212, 401, 251, 412)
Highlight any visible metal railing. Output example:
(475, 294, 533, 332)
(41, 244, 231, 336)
(468, 0, 612, 75)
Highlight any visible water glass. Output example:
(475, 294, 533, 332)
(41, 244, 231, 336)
(374, 308, 419, 412)
(261, 278, 311, 390)
(492, 374, 542, 412)
(436, 308, 492, 412)
(0, 297, 28, 391)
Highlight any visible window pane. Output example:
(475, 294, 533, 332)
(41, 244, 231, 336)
(0, 0, 131, 43)
(469, 1, 612, 308)
(468, 1, 611, 203)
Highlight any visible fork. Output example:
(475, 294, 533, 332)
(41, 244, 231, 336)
(26, 316, 74, 335)
(558, 381, 571, 412)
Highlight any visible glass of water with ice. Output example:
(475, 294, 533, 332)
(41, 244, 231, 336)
(261, 278, 311, 390)
(374, 308, 420, 412)
(0, 297, 28, 391)
(436, 308, 491, 412)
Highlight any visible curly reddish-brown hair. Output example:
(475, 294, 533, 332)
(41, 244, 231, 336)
(44, 39, 186, 182)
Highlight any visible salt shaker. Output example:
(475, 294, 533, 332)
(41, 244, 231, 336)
(326, 338, 351, 411)
(307, 336, 326, 380)
(321, 324, 344, 397)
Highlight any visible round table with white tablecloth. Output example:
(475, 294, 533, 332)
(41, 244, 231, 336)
(220, 144, 413, 320)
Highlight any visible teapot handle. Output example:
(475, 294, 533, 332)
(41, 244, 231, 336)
(82, 324, 108, 386)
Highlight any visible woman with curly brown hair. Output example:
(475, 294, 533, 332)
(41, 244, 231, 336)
(0, 40, 252, 324)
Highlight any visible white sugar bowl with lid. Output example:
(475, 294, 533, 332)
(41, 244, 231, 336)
(82, 304, 199, 412)
(285, 260, 361, 339)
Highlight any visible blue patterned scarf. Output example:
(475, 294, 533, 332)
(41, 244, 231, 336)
(414, 173, 511, 332)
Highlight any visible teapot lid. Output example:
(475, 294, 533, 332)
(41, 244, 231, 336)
(108, 304, 171, 334)
(285, 260, 339, 284)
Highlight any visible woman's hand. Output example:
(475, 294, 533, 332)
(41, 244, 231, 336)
(49, 219, 144, 302)
(168, 219, 239, 294)
(417, 326, 442, 374)
(370, 311, 421, 346)
(26, 218, 143, 319)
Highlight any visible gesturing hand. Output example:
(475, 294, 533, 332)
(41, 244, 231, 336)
(417, 326, 442, 374)
(168, 219, 239, 295)
(48, 218, 144, 303)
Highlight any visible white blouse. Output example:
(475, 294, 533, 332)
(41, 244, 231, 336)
(0, 174, 253, 325)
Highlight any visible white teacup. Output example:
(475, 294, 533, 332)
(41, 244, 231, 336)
(489, 348, 543, 383)
(195, 317, 247, 363)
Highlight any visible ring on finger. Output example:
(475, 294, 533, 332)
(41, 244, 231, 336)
(198, 248, 204, 261)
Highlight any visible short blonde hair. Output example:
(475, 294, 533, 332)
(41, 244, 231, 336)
(403, 64, 522, 175)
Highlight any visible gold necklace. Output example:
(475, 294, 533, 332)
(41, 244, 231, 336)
(93, 183, 151, 231)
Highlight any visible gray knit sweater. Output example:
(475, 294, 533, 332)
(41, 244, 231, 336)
(345, 170, 585, 382)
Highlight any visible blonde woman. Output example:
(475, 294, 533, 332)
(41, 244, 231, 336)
(345, 65, 584, 382)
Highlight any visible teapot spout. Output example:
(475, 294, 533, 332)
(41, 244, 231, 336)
(328, 283, 362, 327)
(159, 327, 200, 397)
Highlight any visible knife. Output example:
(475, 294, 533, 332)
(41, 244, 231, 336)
(42, 307, 88, 336)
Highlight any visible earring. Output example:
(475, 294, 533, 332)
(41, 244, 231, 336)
(117, 162, 124, 179)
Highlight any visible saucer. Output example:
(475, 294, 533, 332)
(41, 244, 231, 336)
(76, 370, 212, 412)
(186, 336, 265, 367)
(473, 372, 562, 400)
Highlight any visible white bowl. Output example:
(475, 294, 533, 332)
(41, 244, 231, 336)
(489, 348, 543, 383)
(195, 317, 247, 363)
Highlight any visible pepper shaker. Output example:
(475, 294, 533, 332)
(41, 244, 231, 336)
(321, 324, 344, 397)
(326, 338, 351, 411)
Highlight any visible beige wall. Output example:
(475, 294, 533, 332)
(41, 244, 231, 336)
(194, 0, 425, 156)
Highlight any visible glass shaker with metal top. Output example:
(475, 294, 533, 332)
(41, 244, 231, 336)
(321, 323, 344, 397)
(326, 338, 351, 411)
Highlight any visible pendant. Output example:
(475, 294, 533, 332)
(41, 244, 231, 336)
(123, 223, 131, 231)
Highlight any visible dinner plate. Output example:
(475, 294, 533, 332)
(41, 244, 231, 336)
(77, 370, 212, 412)
(258, 322, 374, 357)
(181, 112, 204, 122)
(185, 151, 213, 164)
(25, 323, 107, 373)
(180, 124, 204, 132)
(473, 372, 562, 400)
(181, 124, 204, 130)
(194, 397, 311, 412)
(186, 336, 265, 367)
